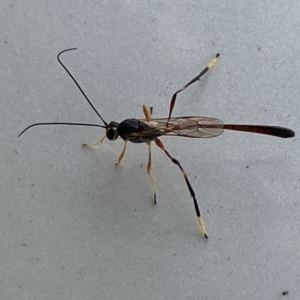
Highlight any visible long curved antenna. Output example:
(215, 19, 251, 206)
(57, 48, 108, 126)
(18, 122, 105, 137)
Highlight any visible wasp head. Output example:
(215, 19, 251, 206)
(106, 121, 119, 140)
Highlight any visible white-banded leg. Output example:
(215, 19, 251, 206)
(168, 53, 220, 120)
(155, 138, 208, 239)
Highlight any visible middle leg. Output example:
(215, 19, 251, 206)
(146, 141, 157, 204)
(143, 105, 157, 204)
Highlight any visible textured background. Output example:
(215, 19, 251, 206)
(1, 1, 299, 299)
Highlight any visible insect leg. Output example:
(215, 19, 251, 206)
(82, 135, 106, 148)
(155, 138, 208, 239)
(115, 140, 128, 166)
(168, 53, 220, 120)
(142, 104, 152, 120)
(142, 105, 157, 202)
(146, 141, 157, 204)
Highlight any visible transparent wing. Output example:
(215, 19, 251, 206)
(138, 116, 224, 138)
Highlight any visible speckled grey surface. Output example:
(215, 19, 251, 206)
(1, 1, 299, 299)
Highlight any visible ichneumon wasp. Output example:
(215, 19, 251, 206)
(19, 48, 295, 239)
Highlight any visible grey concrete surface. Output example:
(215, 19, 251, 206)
(1, 1, 299, 299)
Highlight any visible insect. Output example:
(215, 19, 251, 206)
(19, 48, 295, 239)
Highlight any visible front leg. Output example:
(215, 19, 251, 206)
(82, 135, 106, 148)
(115, 140, 128, 166)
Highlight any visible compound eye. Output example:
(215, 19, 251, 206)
(106, 128, 118, 140)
